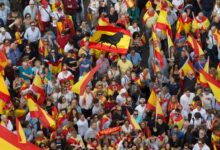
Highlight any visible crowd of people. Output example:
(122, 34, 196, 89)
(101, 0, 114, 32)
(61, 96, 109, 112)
(1, 0, 220, 149)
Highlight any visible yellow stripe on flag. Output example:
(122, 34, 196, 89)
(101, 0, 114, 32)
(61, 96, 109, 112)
(0, 138, 20, 150)
(16, 118, 27, 143)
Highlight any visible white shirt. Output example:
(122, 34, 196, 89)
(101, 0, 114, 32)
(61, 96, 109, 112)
(51, 10, 64, 27)
(121, 124, 133, 134)
(24, 27, 41, 42)
(0, 32, 11, 43)
(128, 26, 140, 35)
(193, 143, 210, 150)
(135, 104, 146, 118)
(180, 93, 195, 117)
(64, 42, 74, 53)
(23, 5, 38, 20)
(77, 119, 88, 137)
(79, 93, 93, 110)
(39, 5, 52, 22)
(172, 0, 184, 12)
(57, 71, 74, 83)
(116, 94, 126, 106)
(1, 119, 13, 131)
(114, 1, 127, 15)
(201, 93, 214, 110)
(191, 108, 207, 120)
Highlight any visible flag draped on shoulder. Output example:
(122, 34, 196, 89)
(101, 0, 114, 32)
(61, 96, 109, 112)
(32, 73, 45, 105)
(16, 118, 27, 143)
(126, 109, 141, 130)
(0, 125, 41, 150)
(200, 69, 220, 104)
(186, 34, 204, 56)
(46, 59, 62, 75)
(124, 0, 135, 8)
(88, 26, 131, 54)
(179, 58, 195, 77)
(71, 63, 101, 95)
(0, 75, 10, 103)
(146, 89, 157, 110)
(98, 16, 110, 26)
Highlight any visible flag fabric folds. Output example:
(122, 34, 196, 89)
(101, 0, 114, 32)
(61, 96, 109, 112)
(146, 89, 157, 110)
(38, 39, 48, 57)
(16, 118, 27, 143)
(88, 26, 131, 54)
(200, 69, 220, 104)
(71, 63, 101, 95)
(0, 51, 7, 75)
(156, 98, 165, 120)
(186, 34, 204, 56)
(25, 95, 39, 118)
(96, 126, 122, 139)
(32, 73, 45, 105)
(167, 32, 174, 49)
(98, 16, 110, 26)
(0, 75, 10, 103)
(124, 0, 135, 8)
(0, 125, 41, 150)
(199, 58, 209, 86)
(126, 109, 141, 130)
(179, 58, 195, 77)
(38, 106, 56, 128)
(46, 59, 62, 75)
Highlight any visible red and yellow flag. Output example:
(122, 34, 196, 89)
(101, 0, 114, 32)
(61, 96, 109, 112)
(15, 31, 22, 45)
(38, 39, 48, 57)
(38, 106, 56, 128)
(98, 16, 110, 26)
(99, 115, 109, 130)
(32, 73, 45, 105)
(146, 89, 157, 110)
(124, 0, 135, 8)
(88, 26, 131, 54)
(217, 63, 220, 81)
(142, 11, 158, 24)
(0, 125, 41, 150)
(0, 75, 10, 103)
(199, 58, 209, 86)
(192, 16, 210, 32)
(169, 112, 184, 129)
(179, 58, 195, 77)
(152, 59, 160, 74)
(37, 10, 44, 32)
(71, 63, 101, 95)
(167, 32, 173, 49)
(0, 51, 7, 75)
(176, 16, 191, 38)
(186, 34, 204, 56)
(96, 126, 122, 139)
(16, 118, 26, 143)
(156, 98, 165, 120)
(51, 106, 58, 120)
(25, 95, 39, 118)
(144, 0, 153, 11)
(200, 69, 220, 104)
(213, 29, 220, 48)
(46, 59, 62, 75)
(126, 109, 141, 130)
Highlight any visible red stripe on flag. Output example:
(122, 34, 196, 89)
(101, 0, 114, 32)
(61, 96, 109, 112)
(96, 26, 131, 36)
(0, 92, 10, 103)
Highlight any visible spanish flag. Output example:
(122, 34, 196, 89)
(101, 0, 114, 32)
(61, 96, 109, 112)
(124, 0, 135, 8)
(25, 95, 39, 118)
(16, 118, 26, 143)
(51, 106, 58, 120)
(126, 109, 141, 130)
(15, 31, 22, 45)
(199, 57, 209, 86)
(32, 73, 45, 105)
(0, 100, 5, 114)
(98, 16, 110, 26)
(51, 0, 63, 12)
(99, 115, 109, 130)
(57, 15, 74, 37)
(0, 51, 7, 75)
(96, 126, 122, 139)
(152, 59, 160, 74)
(88, 26, 131, 54)
(217, 63, 220, 81)
(71, 63, 101, 95)
(144, 0, 153, 11)
(0, 125, 41, 150)
(46, 59, 62, 75)
(167, 32, 173, 49)
(186, 34, 204, 56)
(38, 106, 56, 128)
(179, 58, 195, 77)
(146, 89, 157, 110)
(155, 9, 172, 38)
(152, 27, 164, 68)
(200, 69, 220, 104)
(141, 34, 146, 44)
(142, 11, 158, 24)
(38, 39, 48, 57)
(213, 29, 220, 48)
(0, 75, 10, 103)
(156, 98, 165, 120)
(169, 112, 184, 129)
(176, 16, 191, 38)
(192, 16, 210, 33)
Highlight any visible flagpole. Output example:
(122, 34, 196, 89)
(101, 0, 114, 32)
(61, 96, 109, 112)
(155, 95, 158, 127)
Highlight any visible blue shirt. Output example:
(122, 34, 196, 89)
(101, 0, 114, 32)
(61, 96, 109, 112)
(9, 48, 22, 65)
(79, 59, 91, 76)
(18, 66, 33, 80)
(127, 53, 142, 66)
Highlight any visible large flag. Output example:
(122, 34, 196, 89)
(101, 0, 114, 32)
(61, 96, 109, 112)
(167, 32, 174, 49)
(0, 75, 10, 103)
(25, 95, 39, 118)
(200, 69, 220, 104)
(169, 112, 184, 129)
(142, 10, 158, 24)
(16, 118, 26, 143)
(155, 9, 172, 38)
(45, 59, 62, 75)
(152, 27, 164, 69)
(88, 26, 131, 54)
(0, 125, 41, 150)
(98, 16, 110, 26)
(126, 109, 141, 130)
(199, 57, 209, 86)
(96, 126, 122, 139)
(32, 73, 45, 105)
(38, 106, 56, 128)
(0, 51, 7, 75)
(217, 63, 220, 81)
(186, 34, 204, 56)
(71, 63, 101, 95)
(156, 98, 165, 120)
(146, 89, 157, 110)
(179, 58, 195, 77)
(124, 0, 135, 8)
